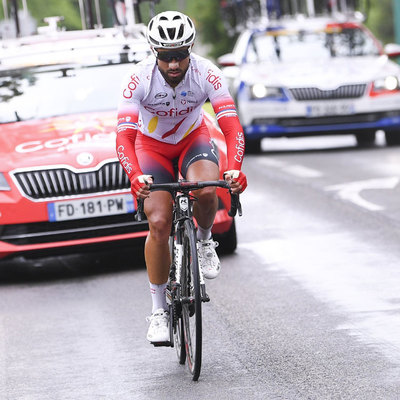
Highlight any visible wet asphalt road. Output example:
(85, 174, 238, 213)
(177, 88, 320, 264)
(1, 134, 400, 399)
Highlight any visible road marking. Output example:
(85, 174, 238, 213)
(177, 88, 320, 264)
(258, 158, 287, 168)
(284, 165, 323, 178)
(258, 158, 323, 178)
(325, 177, 399, 211)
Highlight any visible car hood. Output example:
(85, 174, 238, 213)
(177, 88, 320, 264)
(0, 111, 117, 171)
(239, 55, 400, 89)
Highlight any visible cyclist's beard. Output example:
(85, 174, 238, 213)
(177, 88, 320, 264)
(159, 67, 186, 87)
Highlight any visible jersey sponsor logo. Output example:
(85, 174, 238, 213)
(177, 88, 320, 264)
(206, 69, 222, 90)
(180, 91, 195, 97)
(117, 145, 133, 174)
(123, 73, 140, 99)
(234, 131, 245, 163)
(144, 105, 195, 117)
(155, 92, 168, 99)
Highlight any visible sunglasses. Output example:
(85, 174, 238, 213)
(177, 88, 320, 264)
(156, 49, 190, 62)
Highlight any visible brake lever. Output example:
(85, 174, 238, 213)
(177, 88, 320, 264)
(134, 198, 145, 222)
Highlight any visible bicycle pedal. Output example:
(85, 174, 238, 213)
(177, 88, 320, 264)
(202, 293, 210, 302)
(151, 341, 173, 347)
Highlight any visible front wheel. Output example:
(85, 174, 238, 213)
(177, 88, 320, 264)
(355, 130, 376, 147)
(245, 137, 262, 154)
(385, 130, 400, 146)
(181, 219, 202, 381)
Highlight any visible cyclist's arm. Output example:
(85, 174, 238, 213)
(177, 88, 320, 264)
(210, 95, 245, 171)
(205, 64, 246, 192)
(116, 102, 142, 181)
(116, 70, 151, 195)
(204, 63, 245, 171)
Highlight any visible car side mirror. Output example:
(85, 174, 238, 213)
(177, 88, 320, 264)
(384, 43, 400, 58)
(217, 53, 237, 67)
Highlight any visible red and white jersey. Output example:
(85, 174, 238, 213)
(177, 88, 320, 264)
(117, 53, 245, 172)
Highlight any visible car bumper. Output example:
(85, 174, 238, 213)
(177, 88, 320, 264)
(238, 91, 400, 139)
(0, 208, 232, 261)
(244, 111, 400, 138)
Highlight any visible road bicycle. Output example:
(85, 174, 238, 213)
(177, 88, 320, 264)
(136, 180, 241, 381)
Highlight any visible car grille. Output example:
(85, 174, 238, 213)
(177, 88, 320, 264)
(13, 161, 130, 200)
(252, 111, 391, 127)
(289, 84, 367, 101)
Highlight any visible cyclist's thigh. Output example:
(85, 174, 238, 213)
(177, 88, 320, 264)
(178, 122, 219, 180)
(135, 133, 176, 183)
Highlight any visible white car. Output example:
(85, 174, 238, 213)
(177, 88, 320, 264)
(218, 16, 400, 152)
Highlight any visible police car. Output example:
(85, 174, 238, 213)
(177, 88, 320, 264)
(218, 16, 400, 152)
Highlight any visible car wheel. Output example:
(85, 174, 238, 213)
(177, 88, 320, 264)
(355, 131, 376, 147)
(245, 138, 262, 154)
(385, 130, 400, 146)
(214, 219, 237, 255)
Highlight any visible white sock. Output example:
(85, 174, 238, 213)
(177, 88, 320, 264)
(197, 225, 212, 241)
(149, 282, 168, 313)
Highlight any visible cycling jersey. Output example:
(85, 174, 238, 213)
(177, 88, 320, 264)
(116, 53, 245, 180)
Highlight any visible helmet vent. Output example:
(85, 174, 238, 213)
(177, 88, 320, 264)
(158, 26, 167, 40)
(178, 24, 184, 39)
(186, 33, 194, 43)
(167, 27, 176, 39)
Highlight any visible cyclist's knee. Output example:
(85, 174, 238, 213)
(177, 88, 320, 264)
(196, 186, 217, 204)
(148, 213, 171, 241)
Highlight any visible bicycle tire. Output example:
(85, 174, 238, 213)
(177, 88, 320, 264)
(169, 235, 186, 364)
(181, 219, 202, 381)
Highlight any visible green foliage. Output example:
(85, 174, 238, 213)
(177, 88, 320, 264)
(22, 0, 82, 30)
(186, 0, 236, 59)
(363, 0, 394, 44)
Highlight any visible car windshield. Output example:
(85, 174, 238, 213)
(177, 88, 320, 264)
(0, 62, 133, 123)
(247, 26, 381, 63)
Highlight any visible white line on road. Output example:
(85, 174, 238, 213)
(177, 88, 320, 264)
(258, 158, 323, 178)
(325, 177, 399, 211)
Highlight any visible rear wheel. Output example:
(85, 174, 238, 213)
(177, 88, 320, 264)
(181, 220, 202, 381)
(355, 130, 376, 147)
(385, 130, 400, 146)
(245, 137, 262, 154)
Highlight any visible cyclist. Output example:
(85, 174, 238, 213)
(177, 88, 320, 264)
(116, 11, 247, 344)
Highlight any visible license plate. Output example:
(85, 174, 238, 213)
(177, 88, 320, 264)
(48, 194, 134, 222)
(306, 103, 354, 117)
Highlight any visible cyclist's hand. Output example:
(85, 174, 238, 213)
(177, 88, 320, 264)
(224, 170, 247, 194)
(131, 174, 153, 198)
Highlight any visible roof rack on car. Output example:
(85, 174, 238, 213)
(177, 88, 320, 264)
(0, 22, 150, 70)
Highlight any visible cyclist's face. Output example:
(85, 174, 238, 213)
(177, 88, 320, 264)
(155, 47, 190, 87)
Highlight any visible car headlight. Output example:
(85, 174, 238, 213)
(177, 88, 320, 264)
(0, 173, 11, 191)
(371, 76, 400, 94)
(249, 84, 286, 100)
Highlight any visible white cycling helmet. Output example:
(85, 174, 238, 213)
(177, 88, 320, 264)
(147, 11, 196, 49)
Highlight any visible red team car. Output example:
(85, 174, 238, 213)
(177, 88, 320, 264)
(0, 27, 237, 261)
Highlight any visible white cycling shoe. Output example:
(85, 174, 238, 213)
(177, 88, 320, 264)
(197, 239, 221, 279)
(146, 308, 169, 344)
